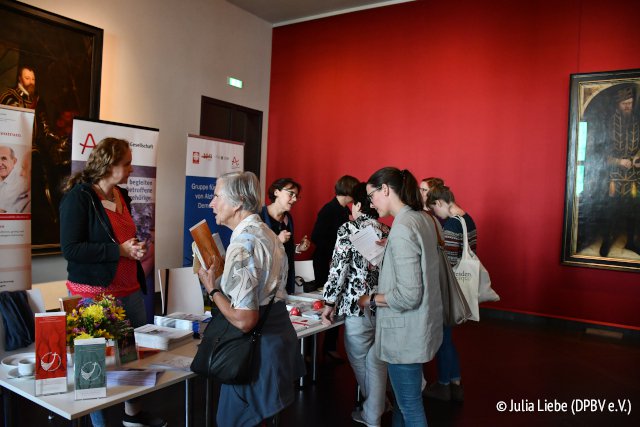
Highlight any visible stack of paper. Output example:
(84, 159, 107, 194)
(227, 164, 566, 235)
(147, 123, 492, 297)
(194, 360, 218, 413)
(148, 354, 194, 371)
(154, 312, 211, 333)
(133, 324, 192, 351)
(290, 315, 321, 332)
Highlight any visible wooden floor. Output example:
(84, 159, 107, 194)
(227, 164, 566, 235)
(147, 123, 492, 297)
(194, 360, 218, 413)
(5, 315, 640, 427)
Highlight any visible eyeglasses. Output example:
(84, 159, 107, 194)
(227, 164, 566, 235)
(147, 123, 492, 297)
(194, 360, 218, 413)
(281, 188, 299, 200)
(367, 186, 382, 202)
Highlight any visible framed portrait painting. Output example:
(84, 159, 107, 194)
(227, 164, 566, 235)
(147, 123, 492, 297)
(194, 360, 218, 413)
(0, 0, 103, 255)
(562, 69, 640, 272)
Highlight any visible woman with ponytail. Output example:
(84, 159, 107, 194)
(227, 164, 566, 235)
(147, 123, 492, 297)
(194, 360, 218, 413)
(359, 167, 443, 427)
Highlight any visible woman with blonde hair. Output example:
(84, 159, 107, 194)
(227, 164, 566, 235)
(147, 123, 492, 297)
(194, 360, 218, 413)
(60, 137, 165, 427)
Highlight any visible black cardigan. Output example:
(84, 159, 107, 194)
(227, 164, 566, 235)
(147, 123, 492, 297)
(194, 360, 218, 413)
(59, 182, 146, 293)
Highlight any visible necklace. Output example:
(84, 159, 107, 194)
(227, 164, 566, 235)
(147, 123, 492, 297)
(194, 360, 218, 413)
(94, 184, 115, 202)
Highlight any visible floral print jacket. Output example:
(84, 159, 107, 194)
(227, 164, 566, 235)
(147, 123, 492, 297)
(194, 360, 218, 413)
(322, 215, 390, 317)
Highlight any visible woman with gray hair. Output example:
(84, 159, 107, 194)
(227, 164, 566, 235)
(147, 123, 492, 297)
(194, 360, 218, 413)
(199, 171, 303, 426)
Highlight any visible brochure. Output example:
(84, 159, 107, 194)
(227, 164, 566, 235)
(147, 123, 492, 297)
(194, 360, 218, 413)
(74, 337, 107, 400)
(35, 312, 67, 396)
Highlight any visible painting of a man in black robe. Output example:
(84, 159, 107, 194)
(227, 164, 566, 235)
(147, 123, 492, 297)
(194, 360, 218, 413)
(565, 72, 640, 271)
(0, 2, 102, 253)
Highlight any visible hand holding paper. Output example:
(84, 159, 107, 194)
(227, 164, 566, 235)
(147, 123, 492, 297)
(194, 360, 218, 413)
(349, 225, 386, 266)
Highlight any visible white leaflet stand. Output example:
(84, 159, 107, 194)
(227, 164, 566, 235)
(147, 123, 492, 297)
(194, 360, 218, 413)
(157, 267, 205, 316)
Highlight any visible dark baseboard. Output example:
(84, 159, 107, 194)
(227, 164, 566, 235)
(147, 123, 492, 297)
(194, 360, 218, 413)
(479, 307, 640, 344)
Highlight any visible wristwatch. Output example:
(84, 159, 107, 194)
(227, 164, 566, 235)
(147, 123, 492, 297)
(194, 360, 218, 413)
(369, 293, 377, 309)
(208, 288, 221, 298)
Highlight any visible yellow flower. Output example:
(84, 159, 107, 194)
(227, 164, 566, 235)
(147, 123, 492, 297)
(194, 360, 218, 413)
(82, 304, 105, 321)
(113, 306, 126, 321)
(94, 329, 113, 339)
(75, 332, 93, 340)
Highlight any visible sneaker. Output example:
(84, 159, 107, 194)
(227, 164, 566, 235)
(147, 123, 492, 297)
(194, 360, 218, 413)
(451, 383, 464, 402)
(122, 411, 167, 427)
(351, 410, 379, 427)
(423, 382, 451, 401)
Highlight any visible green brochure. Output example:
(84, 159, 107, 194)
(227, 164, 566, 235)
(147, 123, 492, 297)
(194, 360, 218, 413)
(74, 337, 107, 400)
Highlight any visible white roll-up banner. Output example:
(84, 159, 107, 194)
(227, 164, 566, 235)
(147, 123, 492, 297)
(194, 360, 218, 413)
(0, 105, 34, 292)
(71, 119, 159, 323)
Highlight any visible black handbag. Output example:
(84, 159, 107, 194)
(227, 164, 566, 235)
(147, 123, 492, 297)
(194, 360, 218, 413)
(425, 213, 472, 326)
(190, 295, 275, 384)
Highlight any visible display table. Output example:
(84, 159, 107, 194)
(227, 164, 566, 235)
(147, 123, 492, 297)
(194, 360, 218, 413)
(286, 292, 345, 386)
(1, 313, 344, 425)
(0, 341, 198, 426)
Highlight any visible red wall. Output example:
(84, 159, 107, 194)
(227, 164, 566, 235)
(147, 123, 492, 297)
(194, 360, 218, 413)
(267, 0, 640, 328)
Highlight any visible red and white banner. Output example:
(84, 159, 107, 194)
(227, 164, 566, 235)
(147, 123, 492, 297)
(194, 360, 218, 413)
(0, 105, 34, 292)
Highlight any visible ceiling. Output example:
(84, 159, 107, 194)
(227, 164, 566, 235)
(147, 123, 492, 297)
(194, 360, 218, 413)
(226, 0, 414, 26)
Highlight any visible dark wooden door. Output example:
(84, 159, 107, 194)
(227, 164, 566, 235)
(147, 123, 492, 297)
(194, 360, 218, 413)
(199, 96, 262, 176)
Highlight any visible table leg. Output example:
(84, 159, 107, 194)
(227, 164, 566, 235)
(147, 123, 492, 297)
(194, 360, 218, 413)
(298, 337, 305, 387)
(205, 377, 213, 426)
(312, 334, 318, 383)
(1, 389, 12, 427)
(185, 377, 191, 427)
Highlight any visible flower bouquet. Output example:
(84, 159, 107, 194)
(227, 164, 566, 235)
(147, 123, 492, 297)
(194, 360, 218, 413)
(66, 294, 131, 347)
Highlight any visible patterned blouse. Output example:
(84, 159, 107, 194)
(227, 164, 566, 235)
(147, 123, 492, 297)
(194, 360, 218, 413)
(443, 213, 477, 267)
(221, 214, 289, 310)
(322, 215, 390, 317)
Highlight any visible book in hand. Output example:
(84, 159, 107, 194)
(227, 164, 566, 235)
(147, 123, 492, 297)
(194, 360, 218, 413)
(189, 219, 225, 279)
(133, 324, 192, 351)
(74, 338, 107, 400)
(35, 312, 67, 396)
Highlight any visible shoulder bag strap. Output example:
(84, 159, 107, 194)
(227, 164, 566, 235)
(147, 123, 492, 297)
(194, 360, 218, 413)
(425, 212, 445, 248)
(250, 293, 277, 335)
(455, 215, 471, 259)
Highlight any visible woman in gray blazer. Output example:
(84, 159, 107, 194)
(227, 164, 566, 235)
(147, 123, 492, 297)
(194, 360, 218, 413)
(360, 167, 443, 427)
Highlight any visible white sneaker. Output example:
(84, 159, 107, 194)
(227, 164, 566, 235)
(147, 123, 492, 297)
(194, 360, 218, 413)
(351, 410, 380, 427)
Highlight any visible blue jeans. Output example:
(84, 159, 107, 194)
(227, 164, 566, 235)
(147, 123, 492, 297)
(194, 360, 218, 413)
(84, 291, 147, 427)
(387, 363, 427, 427)
(436, 326, 460, 384)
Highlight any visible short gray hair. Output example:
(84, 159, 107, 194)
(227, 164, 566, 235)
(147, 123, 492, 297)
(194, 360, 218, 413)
(218, 171, 261, 214)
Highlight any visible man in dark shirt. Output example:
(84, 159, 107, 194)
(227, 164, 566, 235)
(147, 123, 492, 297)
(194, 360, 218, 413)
(311, 175, 359, 359)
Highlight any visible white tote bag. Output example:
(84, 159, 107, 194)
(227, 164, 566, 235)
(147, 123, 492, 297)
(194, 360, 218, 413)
(452, 216, 500, 321)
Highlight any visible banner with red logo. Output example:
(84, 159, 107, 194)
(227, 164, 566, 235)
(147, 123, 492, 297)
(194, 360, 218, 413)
(71, 118, 159, 323)
(183, 134, 243, 266)
(0, 105, 34, 292)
